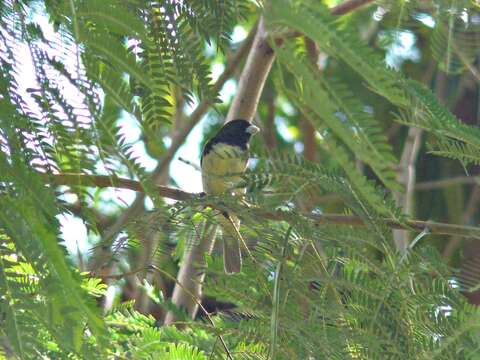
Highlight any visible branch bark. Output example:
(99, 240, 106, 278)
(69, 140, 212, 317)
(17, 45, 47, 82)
(260, 90, 277, 150)
(302, 38, 319, 163)
(52, 172, 480, 198)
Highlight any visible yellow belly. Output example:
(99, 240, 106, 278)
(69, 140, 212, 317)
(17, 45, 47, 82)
(202, 143, 248, 195)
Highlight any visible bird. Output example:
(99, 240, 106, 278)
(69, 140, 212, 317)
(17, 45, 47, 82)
(201, 119, 259, 274)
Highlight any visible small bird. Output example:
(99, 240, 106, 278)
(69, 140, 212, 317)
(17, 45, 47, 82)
(201, 119, 259, 273)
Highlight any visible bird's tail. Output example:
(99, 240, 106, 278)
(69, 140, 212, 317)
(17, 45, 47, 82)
(218, 212, 243, 274)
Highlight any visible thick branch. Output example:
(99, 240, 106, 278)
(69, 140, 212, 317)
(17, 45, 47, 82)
(54, 172, 480, 195)
(163, 22, 258, 171)
(226, 18, 275, 122)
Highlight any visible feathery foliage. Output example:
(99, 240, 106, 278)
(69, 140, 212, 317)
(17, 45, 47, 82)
(2, 0, 480, 358)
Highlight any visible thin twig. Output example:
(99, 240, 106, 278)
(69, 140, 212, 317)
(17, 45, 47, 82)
(415, 176, 480, 190)
(271, 0, 378, 44)
(451, 40, 480, 82)
(178, 157, 201, 172)
(93, 265, 150, 280)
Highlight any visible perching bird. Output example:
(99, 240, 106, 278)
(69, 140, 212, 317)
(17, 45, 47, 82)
(201, 119, 259, 274)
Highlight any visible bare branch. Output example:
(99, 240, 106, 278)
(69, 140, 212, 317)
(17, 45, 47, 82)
(258, 212, 480, 241)
(54, 169, 480, 200)
(302, 38, 319, 163)
(163, 222, 216, 325)
(259, 90, 277, 150)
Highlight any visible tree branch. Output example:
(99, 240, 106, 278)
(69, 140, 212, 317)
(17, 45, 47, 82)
(330, 0, 374, 15)
(260, 90, 277, 150)
(51, 171, 480, 206)
(226, 18, 275, 123)
(50, 173, 195, 201)
(166, 17, 276, 325)
(49, 173, 480, 240)
(415, 176, 480, 190)
(393, 127, 423, 252)
(152, 266, 233, 360)
(392, 66, 443, 253)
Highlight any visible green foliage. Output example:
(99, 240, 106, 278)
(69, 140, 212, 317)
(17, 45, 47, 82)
(394, 80, 480, 166)
(274, 44, 402, 220)
(267, 0, 407, 106)
(430, 4, 480, 75)
(105, 305, 213, 358)
(0, 233, 107, 358)
(1, 0, 480, 358)
(199, 221, 480, 359)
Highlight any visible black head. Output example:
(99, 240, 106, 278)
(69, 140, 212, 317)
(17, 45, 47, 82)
(214, 119, 259, 144)
(202, 119, 259, 161)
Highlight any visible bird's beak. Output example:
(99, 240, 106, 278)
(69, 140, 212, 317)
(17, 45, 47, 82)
(246, 124, 260, 135)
